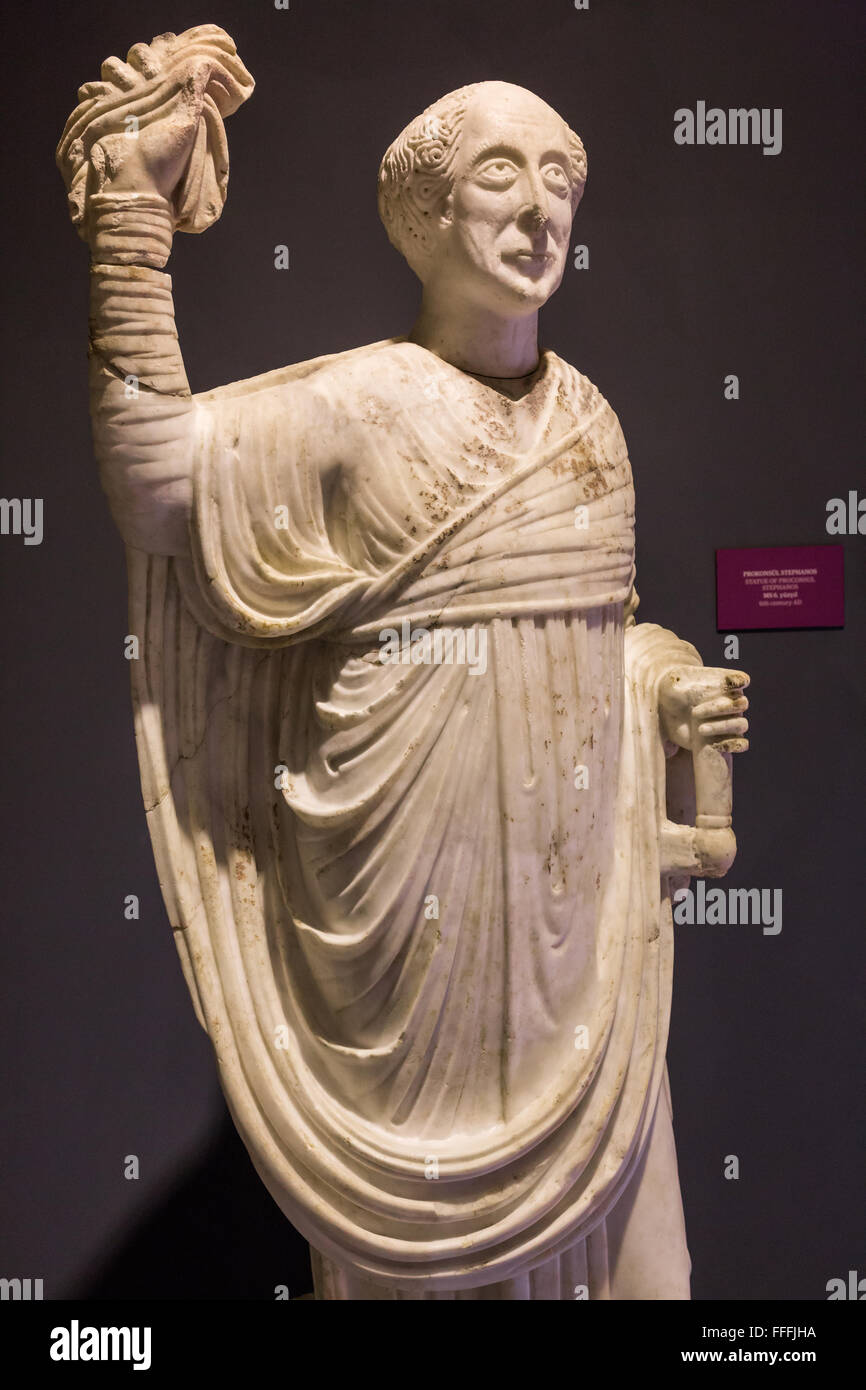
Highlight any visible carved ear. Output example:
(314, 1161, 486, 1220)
(437, 194, 455, 231)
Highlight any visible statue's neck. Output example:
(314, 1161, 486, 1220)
(409, 293, 540, 379)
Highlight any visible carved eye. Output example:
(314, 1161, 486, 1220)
(542, 163, 572, 197)
(474, 158, 519, 188)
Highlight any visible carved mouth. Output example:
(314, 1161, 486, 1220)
(502, 251, 554, 270)
(501, 251, 554, 279)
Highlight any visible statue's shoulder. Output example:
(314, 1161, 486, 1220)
(196, 338, 406, 406)
(553, 353, 633, 472)
(547, 352, 614, 419)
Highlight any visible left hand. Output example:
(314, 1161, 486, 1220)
(658, 666, 750, 753)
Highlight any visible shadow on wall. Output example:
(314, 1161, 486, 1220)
(80, 1113, 313, 1301)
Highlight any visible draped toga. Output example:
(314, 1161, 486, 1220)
(125, 336, 700, 1298)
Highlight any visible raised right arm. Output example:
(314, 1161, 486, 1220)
(88, 191, 193, 555)
(57, 26, 254, 555)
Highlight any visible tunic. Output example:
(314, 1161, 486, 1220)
(89, 264, 697, 1297)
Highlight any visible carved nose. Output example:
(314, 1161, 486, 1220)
(528, 204, 549, 233)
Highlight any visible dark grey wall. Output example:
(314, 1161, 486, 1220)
(1, 0, 862, 1300)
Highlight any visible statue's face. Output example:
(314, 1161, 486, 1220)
(430, 84, 576, 318)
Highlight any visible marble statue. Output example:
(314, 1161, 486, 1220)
(57, 26, 750, 1299)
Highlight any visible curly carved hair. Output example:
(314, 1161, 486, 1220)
(378, 83, 587, 279)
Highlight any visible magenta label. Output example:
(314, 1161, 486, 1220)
(716, 544, 844, 630)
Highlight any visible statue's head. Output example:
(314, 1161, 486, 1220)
(379, 81, 586, 319)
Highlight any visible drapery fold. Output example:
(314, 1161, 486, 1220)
(127, 340, 700, 1291)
